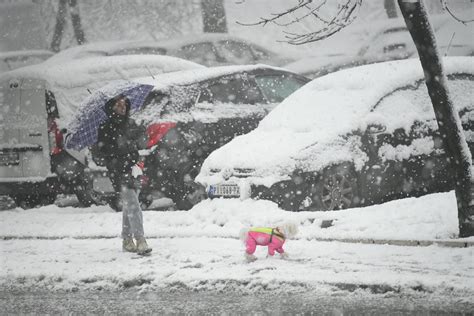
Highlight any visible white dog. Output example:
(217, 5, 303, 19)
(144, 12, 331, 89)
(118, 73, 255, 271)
(240, 221, 298, 262)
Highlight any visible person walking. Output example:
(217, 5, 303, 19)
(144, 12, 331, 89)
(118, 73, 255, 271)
(97, 94, 152, 255)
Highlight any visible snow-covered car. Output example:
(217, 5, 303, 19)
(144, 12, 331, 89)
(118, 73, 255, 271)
(196, 57, 474, 212)
(112, 65, 309, 210)
(0, 55, 203, 208)
(0, 50, 53, 73)
(286, 16, 474, 79)
(46, 33, 294, 67)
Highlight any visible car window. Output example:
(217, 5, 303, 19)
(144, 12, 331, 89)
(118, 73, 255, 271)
(0, 60, 8, 72)
(372, 74, 474, 135)
(251, 46, 270, 60)
(75, 50, 108, 59)
(4, 56, 49, 71)
(176, 42, 218, 65)
(203, 76, 265, 105)
(216, 40, 255, 64)
(45, 90, 59, 119)
(255, 74, 307, 103)
(112, 47, 167, 56)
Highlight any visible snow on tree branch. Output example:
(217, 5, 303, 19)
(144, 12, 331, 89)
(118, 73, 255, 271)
(236, 0, 362, 45)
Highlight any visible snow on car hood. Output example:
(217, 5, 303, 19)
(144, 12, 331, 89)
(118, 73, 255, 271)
(197, 57, 474, 187)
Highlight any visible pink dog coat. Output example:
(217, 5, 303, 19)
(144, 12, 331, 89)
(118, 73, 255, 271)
(245, 227, 286, 256)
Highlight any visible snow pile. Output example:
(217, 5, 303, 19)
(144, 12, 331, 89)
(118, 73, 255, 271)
(0, 191, 461, 241)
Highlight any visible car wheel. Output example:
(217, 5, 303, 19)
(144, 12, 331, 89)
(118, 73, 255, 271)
(75, 185, 97, 207)
(269, 180, 305, 212)
(107, 194, 122, 212)
(303, 164, 359, 211)
(174, 182, 207, 211)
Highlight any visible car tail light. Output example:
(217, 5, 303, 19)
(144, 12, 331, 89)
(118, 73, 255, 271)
(48, 118, 63, 155)
(146, 122, 177, 148)
(137, 161, 145, 169)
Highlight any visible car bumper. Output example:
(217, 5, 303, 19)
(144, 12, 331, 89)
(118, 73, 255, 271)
(0, 176, 59, 196)
(206, 181, 272, 200)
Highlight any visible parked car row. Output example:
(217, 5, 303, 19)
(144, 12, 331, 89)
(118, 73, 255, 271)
(1, 33, 294, 75)
(1, 31, 472, 212)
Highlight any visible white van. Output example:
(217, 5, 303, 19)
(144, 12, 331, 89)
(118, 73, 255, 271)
(0, 54, 203, 207)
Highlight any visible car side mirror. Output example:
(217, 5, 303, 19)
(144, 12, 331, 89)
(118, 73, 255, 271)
(367, 123, 387, 134)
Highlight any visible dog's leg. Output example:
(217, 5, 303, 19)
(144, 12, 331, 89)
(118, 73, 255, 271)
(245, 253, 257, 262)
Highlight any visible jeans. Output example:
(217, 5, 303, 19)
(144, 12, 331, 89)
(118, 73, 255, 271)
(121, 187, 144, 239)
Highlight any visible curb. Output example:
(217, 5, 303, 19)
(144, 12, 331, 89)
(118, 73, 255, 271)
(1, 235, 473, 248)
(305, 237, 474, 248)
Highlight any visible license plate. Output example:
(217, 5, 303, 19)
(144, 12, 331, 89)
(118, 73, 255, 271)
(209, 184, 240, 198)
(0, 151, 20, 166)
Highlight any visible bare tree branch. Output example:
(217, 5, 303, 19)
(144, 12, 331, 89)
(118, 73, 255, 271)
(236, 0, 362, 45)
(236, 0, 313, 27)
(285, 0, 362, 45)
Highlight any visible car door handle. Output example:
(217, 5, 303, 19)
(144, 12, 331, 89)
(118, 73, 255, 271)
(28, 132, 42, 137)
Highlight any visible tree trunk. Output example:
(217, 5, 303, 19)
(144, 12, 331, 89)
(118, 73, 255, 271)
(201, 0, 227, 33)
(384, 0, 398, 18)
(398, 0, 474, 237)
(50, 0, 68, 52)
(68, 0, 86, 45)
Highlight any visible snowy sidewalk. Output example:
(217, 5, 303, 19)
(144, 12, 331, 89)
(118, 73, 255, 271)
(0, 191, 473, 297)
(1, 236, 473, 298)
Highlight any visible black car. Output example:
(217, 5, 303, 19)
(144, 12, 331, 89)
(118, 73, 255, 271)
(128, 65, 309, 209)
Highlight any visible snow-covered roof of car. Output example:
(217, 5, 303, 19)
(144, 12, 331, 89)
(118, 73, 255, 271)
(46, 34, 278, 64)
(133, 64, 288, 90)
(44, 40, 166, 63)
(154, 33, 275, 52)
(0, 54, 204, 127)
(0, 49, 53, 59)
(197, 57, 474, 187)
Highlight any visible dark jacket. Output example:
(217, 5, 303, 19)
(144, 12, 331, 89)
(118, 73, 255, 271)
(97, 96, 147, 190)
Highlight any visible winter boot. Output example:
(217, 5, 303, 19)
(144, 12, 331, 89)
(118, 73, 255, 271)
(122, 238, 137, 253)
(136, 237, 152, 255)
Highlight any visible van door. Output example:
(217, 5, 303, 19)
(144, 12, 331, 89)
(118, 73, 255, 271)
(0, 78, 51, 180)
(0, 80, 22, 178)
(18, 78, 51, 178)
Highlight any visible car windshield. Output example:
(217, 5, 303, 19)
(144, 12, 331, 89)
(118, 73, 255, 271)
(177, 42, 218, 65)
(216, 40, 255, 64)
(204, 76, 264, 105)
(113, 47, 167, 56)
(255, 75, 307, 103)
(3, 55, 49, 71)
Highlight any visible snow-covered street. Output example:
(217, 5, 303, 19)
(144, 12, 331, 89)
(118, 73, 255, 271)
(1, 191, 473, 305)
